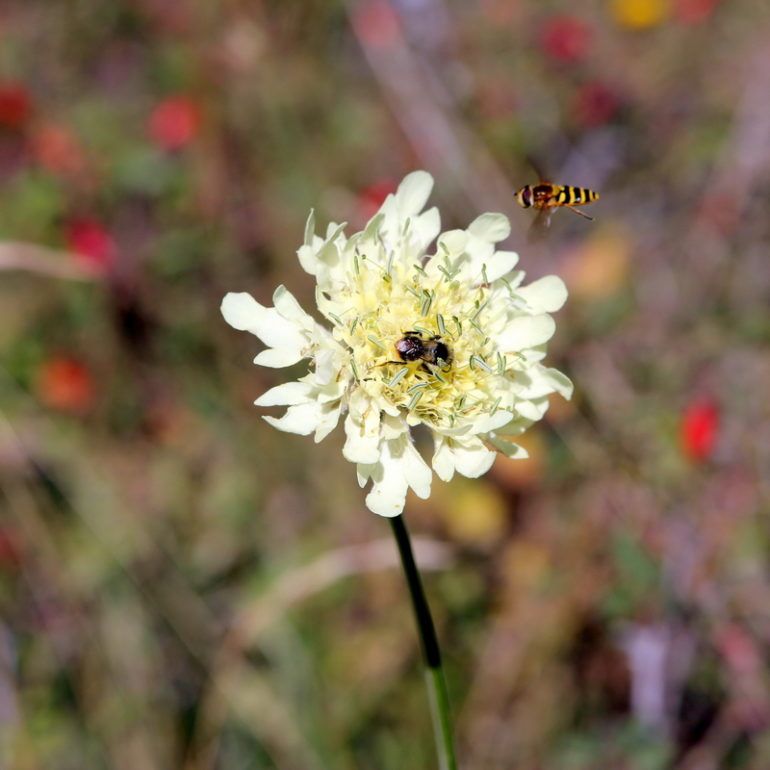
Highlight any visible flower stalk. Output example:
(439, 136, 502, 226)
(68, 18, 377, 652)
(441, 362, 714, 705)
(390, 514, 457, 770)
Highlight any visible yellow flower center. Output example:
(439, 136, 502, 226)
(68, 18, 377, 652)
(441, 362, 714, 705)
(328, 260, 507, 428)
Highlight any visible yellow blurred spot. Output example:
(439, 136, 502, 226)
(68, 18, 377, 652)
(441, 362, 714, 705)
(440, 478, 507, 545)
(611, 0, 670, 28)
(501, 540, 550, 592)
(490, 430, 545, 492)
(563, 228, 631, 302)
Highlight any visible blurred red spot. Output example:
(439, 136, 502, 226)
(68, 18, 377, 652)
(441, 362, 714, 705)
(540, 16, 591, 64)
(0, 83, 32, 129)
(358, 179, 396, 221)
(37, 357, 95, 414)
(65, 218, 116, 273)
(681, 398, 719, 462)
(0, 527, 22, 572)
(148, 96, 201, 151)
(31, 122, 86, 177)
(573, 82, 620, 128)
(716, 624, 761, 674)
(675, 0, 719, 24)
(351, 0, 401, 49)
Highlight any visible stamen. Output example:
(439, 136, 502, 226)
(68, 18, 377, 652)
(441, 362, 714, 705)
(420, 290, 434, 316)
(469, 355, 493, 373)
(407, 390, 425, 410)
(387, 367, 409, 388)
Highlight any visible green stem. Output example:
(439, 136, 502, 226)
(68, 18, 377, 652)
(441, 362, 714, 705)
(390, 514, 458, 770)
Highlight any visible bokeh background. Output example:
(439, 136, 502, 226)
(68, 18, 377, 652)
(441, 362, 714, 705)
(2, 1, 770, 768)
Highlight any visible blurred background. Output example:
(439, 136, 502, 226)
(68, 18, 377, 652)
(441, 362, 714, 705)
(2, 1, 770, 768)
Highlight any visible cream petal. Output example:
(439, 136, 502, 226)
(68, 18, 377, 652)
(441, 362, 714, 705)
(365, 480, 406, 517)
(493, 414, 535, 437)
(343, 425, 380, 464)
(297, 244, 319, 275)
(516, 398, 549, 421)
(363, 212, 385, 239)
(487, 435, 529, 459)
(431, 436, 456, 482)
(395, 170, 433, 217)
(437, 229, 468, 256)
(537, 366, 573, 399)
(273, 285, 314, 328)
(356, 462, 375, 489)
(462, 234, 495, 278)
(314, 403, 342, 443)
(496, 314, 556, 351)
(432, 435, 496, 480)
(411, 207, 441, 250)
(254, 381, 312, 407)
(303, 209, 316, 245)
(468, 212, 511, 243)
(314, 346, 342, 385)
(472, 410, 514, 434)
(452, 440, 497, 478)
(342, 400, 381, 464)
(364, 446, 407, 517)
(263, 403, 323, 435)
(514, 365, 573, 400)
(224, 293, 306, 352)
(517, 275, 568, 313)
(401, 439, 432, 499)
(259, 312, 307, 351)
(363, 431, 432, 516)
(253, 348, 306, 368)
(297, 211, 320, 274)
(221, 292, 268, 333)
(485, 250, 519, 283)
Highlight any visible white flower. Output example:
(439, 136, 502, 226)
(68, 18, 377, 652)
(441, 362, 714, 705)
(222, 171, 572, 517)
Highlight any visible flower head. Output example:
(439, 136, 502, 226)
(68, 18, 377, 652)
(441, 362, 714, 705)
(222, 172, 572, 516)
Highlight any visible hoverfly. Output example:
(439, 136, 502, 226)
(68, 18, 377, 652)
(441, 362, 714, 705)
(515, 158, 600, 238)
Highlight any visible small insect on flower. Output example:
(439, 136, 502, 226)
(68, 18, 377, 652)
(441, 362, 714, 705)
(393, 332, 452, 373)
(515, 158, 600, 239)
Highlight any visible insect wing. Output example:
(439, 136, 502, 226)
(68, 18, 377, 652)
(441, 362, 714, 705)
(524, 153, 549, 184)
(527, 207, 553, 242)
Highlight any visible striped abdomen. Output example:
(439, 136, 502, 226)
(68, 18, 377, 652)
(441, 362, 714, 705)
(555, 186, 599, 207)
